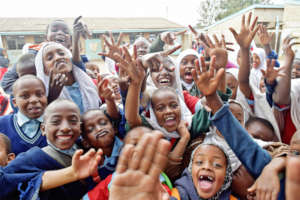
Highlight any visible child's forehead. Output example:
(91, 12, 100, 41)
(46, 103, 80, 118)
(14, 78, 45, 92)
(83, 110, 105, 120)
(49, 21, 69, 29)
(194, 144, 226, 159)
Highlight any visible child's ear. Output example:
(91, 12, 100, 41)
(81, 138, 91, 149)
(7, 153, 15, 163)
(40, 123, 46, 136)
(12, 97, 17, 108)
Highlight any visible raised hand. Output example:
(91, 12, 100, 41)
(48, 69, 68, 103)
(282, 36, 300, 58)
(192, 56, 225, 97)
(229, 12, 259, 49)
(97, 75, 115, 101)
(73, 16, 92, 40)
(188, 25, 206, 45)
(71, 148, 102, 180)
(160, 30, 186, 45)
(204, 34, 229, 69)
(141, 45, 181, 71)
(113, 46, 146, 86)
(109, 131, 170, 200)
(98, 32, 123, 60)
(257, 25, 273, 46)
(261, 59, 286, 85)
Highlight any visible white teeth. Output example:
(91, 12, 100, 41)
(200, 175, 204, 179)
(160, 79, 169, 83)
(165, 116, 175, 121)
(208, 176, 213, 181)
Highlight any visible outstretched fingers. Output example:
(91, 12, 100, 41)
(148, 132, 170, 178)
(116, 144, 134, 174)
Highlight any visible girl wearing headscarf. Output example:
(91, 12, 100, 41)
(176, 49, 201, 97)
(171, 133, 235, 200)
(35, 42, 100, 113)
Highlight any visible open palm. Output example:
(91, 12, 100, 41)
(229, 12, 259, 49)
(192, 56, 225, 97)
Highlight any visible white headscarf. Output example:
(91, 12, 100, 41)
(291, 78, 300, 130)
(145, 55, 193, 139)
(176, 49, 200, 90)
(35, 42, 101, 112)
(251, 48, 266, 89)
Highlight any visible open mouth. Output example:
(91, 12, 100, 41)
(198, 175, 215, 191)
(55, 36, 66, 44)
(96, 130, 109, 139)
(28, 106, 42, 114)
(158, 77, 171, 86)
(184, 71, 193, 82)
(56, 133, 74, 141)
(164, 115, 177, 127)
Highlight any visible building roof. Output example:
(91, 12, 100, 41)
(203, 4, 284, 31)
(0, 17, 184, 35)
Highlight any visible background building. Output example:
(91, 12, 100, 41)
(0, 17, 186, 63)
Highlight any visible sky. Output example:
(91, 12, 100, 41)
(0, 0, 285, 26)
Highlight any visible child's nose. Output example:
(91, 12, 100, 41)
(60, 120, 71, 132)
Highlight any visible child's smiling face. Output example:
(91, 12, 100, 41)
(82, 110, 115, 150)
(180, 55, 197, 84)
(47, 21, 71, 49)
(150, 57, 175, 88)
(13, 77, 47, 119)
(42, 44, 73, 75)
(42, 100, 81, 150)
(151, 89, 181, 132)
(192, 145, 227, 199)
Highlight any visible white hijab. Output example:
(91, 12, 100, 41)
(145, 55, 193, 139)
(251, 48, 266, 89)
(35, 42, 101, 112)
(176, 49, 200, 90)
(227, 67, 281, 141)
(290, 78, 300, 130)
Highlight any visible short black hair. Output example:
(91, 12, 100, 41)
(45, 19, 68, 34)
(0, 133, 12, 154)
(12, 75, 45, 97)
(16, 53, 36, 76)
(43, 98, 79, 122)
(245, 116, 275, 134)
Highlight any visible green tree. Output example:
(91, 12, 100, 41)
(197, 0, 272, 27)
(217, 0, 272, 20)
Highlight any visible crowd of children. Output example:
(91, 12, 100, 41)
(0, 13, 300, 200)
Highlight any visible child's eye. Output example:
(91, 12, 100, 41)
(20, 94, 30, 99)
(155, 106, 164, 112)
(99, 119, 107, 126)
(194, 160, 203, 166)
(50, 120, 60, 125)
(36, 91, 45, 98)
(213, 162, 223, 168)
(181, 60, 187, 65)
(170, 103, 178, 109)
(47, 55, 53, 61)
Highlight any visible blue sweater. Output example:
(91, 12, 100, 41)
(210, 104, 285, 200)
(0, 147, 92, 200)
(0, 114, 47, 155)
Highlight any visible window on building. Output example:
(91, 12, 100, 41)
(6, 35, 25, 50)
(34, 35, 44, 44)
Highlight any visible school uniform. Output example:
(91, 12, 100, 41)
(0, 146, 94, 200)
(0, 112, 47, 155)
(97, 137, 123, 180)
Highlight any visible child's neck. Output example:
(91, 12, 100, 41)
(64, 72, 75, 86)
(102, 146, 113, 158)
